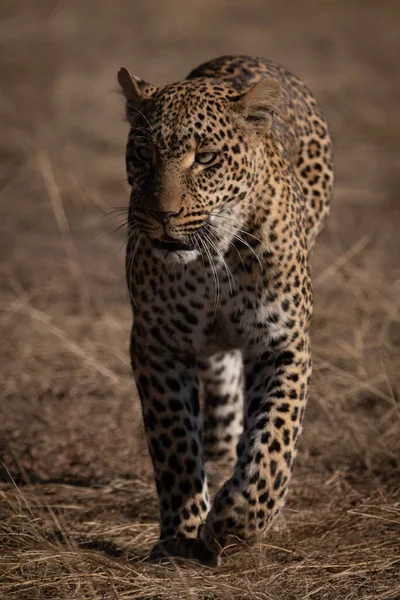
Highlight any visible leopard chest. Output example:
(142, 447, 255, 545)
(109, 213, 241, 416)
(130, 257, 285, 358)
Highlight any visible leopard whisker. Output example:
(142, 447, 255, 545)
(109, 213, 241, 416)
(126, 104, 154, 132)
(126, 231, 142, 308)
(192, 232, 207, 272)
(197, 232, 220, 319)
(104, 206, 129, 217)
(211, 213, 264, 246)
(202, 227, 235, 295)
(208, 221, 247, 272)
(211, 220, 264, 271)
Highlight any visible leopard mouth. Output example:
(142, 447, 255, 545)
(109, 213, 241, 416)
(152, 236, 195, 252)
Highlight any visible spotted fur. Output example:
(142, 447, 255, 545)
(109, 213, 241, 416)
(118, 55, 334, 565)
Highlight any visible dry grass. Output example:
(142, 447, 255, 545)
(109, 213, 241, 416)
(0, 0, 399, 598)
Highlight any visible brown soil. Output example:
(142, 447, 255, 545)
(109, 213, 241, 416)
(0, 1, 399, 598)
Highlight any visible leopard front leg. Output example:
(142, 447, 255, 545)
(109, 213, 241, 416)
(199, 350, 244, 465)
(202, 337, 311, 553)
(131, 336, 218, 566)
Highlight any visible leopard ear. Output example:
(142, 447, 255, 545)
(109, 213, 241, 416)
(232, 78, 282, 131)
(118, 67, 143, 103)
(117, 67, 158, 122)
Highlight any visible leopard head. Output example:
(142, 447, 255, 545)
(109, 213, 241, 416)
(118, 67, 281, 265)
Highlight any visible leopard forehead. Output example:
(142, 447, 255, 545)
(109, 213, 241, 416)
(154, 77, 240, 111)
(136, 78, 243, 155)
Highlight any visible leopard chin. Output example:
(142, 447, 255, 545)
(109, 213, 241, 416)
(152, 246, 200, 266)
(151, 236, 200, 265)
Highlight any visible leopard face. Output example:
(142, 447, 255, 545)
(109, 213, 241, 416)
(119, 71, 281, 266)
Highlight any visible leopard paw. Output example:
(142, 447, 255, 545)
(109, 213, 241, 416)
(147, 537, 220, 568)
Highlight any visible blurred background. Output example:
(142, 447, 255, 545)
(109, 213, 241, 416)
(0, 1, 399, 598)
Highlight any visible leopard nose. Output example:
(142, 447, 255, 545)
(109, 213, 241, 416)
(148, 209, 179, 224)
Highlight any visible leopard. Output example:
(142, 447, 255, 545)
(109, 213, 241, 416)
(117, 54, 333, 567)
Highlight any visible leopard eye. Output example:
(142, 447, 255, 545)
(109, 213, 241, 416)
(134, 146, 153, 162)
(195, 152, 217, 165)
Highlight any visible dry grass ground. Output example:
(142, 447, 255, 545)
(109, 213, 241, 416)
(0, 1, 399, 598)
